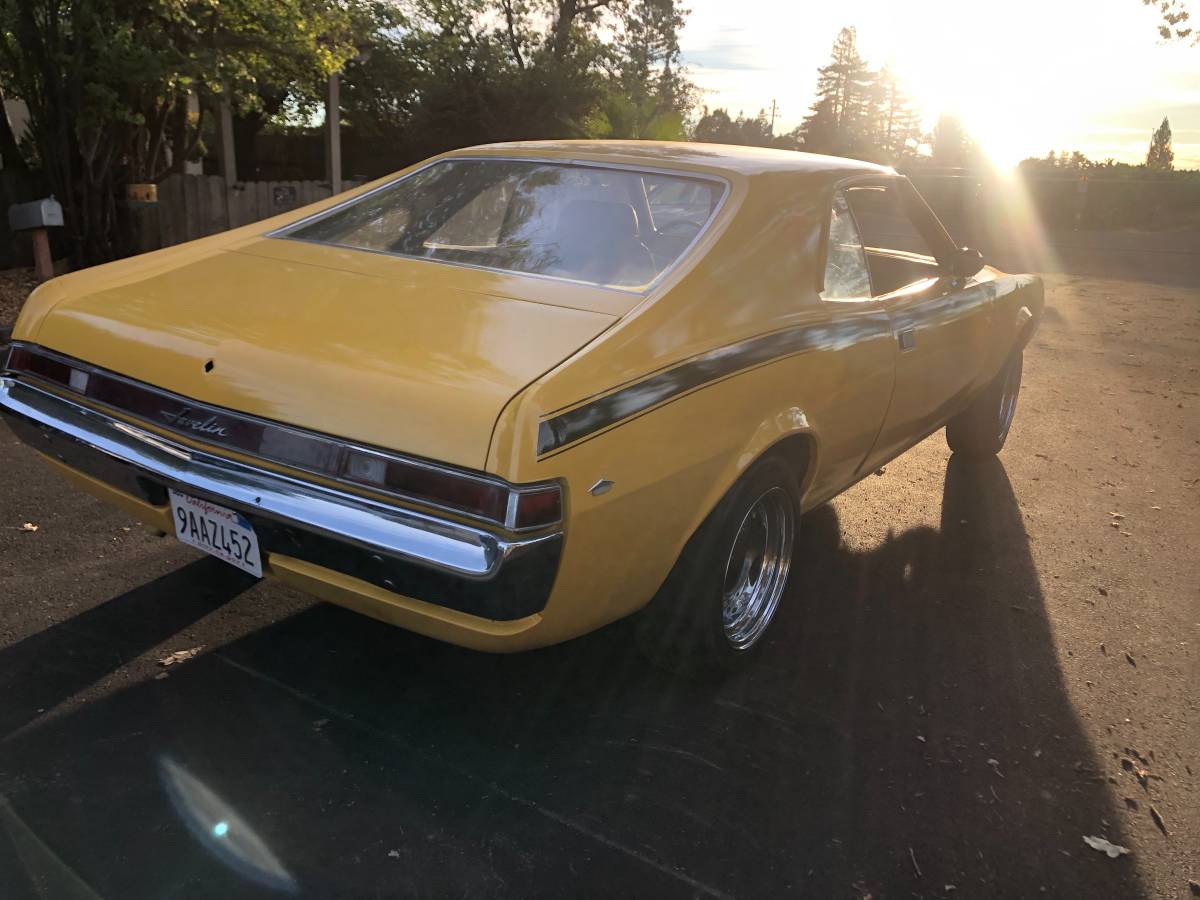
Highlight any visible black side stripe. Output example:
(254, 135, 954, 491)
(537, 315, 890, 455)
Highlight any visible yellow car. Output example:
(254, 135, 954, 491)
(1, 141, 1042, 670)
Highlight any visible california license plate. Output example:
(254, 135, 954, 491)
(168, 490, 263, 578)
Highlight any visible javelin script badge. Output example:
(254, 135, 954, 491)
(159, 407, 231, 438)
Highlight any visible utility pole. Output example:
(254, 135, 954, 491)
(769, 99, 778, 136)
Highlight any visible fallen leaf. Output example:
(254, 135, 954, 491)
(18, 522, 38, 532)
(1082, 835, 1130, 858)
(158, 646, 203, 667)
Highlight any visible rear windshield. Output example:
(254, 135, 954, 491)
(277, 159, 725, 289)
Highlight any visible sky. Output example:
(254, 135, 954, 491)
(678, 0, 1200, 169)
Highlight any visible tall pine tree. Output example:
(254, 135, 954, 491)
(1146, 116, 1174, 170)
(870, 65, 921, 161)
(799, 27, 872, 155)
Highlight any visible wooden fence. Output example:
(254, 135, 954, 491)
(154, 174, 362, 249)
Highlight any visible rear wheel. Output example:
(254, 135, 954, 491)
(636, 456, 799, 674)
(946, 351, 1023, 457)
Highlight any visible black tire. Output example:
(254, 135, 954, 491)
(635, 455, 800, 675)
(946, 351, 1023, 458)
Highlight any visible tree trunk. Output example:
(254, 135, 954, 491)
(232, 110, 264, 181)
(552, 0, 578, 60)
(168, 94, 189, 174)
(0, 91, 28, 172)
(232, 89, 285, 181)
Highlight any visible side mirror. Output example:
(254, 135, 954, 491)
(948, 247, 985, 279)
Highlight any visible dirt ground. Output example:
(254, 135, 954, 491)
(0, 267, 37, 333)
(0, 270, 1196, 898)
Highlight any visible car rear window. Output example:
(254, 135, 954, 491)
(277, 159, 725, 290)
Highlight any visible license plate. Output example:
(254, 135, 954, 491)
(168, 490, 263, 578)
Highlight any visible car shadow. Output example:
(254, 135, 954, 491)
(0, 455, 1140, 898)
(0, 557, 257, 736)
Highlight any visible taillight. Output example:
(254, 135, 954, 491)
(9, 345, 70, 385)
(342, 448, 511, 525)
(2, 344, 25, 372)
(337, 449, 562, 531)
(511, 486, 563, 530)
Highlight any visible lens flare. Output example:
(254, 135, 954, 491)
(159, 757, 298, 894)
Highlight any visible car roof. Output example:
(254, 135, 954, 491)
(444, 140, 894, 180)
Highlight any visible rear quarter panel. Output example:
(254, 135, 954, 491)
(487, 168, 897, 643)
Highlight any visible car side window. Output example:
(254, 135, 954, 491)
(820, 190, 872, 301)
(844, 184, 934, 256)
(843, 182, 944, 296)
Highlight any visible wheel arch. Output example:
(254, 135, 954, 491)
(638, 411, 818, 632)
(680, 409, 820, 554)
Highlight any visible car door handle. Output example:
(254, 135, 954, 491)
(898, 328, 916, 352)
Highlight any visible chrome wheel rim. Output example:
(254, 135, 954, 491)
(997, 357, 1022, 442)
(721, 487, 794, 651)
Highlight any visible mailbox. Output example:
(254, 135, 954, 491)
(8, 197, 64, 232)
(8, 196, 63, 283)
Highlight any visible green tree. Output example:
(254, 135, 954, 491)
(0, 0, 696, 263)
(340, 0, 695, 159)
(1146, 115, 1174, 169)
(692, 107, 774, 146)
(0, 0, 364, 264)
(595, 0, 692, 139)
(798, 26, 872, 155)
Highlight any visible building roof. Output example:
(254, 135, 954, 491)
(447, 140, 894, 179)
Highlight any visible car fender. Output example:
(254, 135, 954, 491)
(999, 274, 1045, 356)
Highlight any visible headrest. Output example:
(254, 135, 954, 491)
(561, 198, 641, 240)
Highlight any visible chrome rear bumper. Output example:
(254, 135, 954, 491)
(0, 377, 561, 619)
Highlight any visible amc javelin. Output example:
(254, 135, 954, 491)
(1, 141, 1042, 670)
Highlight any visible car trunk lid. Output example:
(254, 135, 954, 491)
(30, 247, 617, 470)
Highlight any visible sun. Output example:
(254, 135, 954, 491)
(855, 0, 1105, 168)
